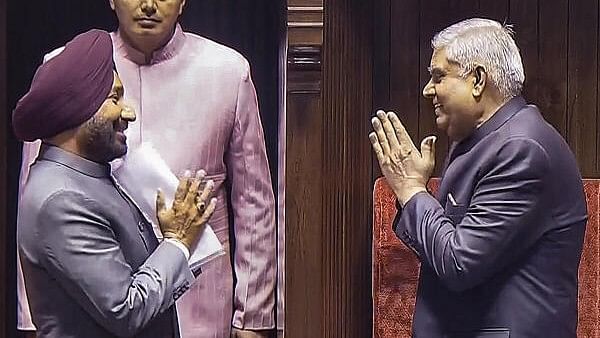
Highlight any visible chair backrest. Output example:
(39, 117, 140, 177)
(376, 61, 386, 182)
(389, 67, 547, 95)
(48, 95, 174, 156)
(372, 177, 600, 338)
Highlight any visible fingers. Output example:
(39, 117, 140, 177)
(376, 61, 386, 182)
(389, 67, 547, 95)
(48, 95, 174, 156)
(195, 197, 217, 226)
(369, 132, 386, 164)
(420, 135, 437, 162)
(388, 112, 417, 153)
(196, 179, 214, 212)
(376, 110, 402, 152)
(371, 114, 391, 157)
(174, 170, 192, 207)
(184, 170, 206, 206)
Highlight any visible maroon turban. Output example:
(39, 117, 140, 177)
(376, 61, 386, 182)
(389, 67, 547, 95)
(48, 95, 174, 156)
(12, 29, 115, 141)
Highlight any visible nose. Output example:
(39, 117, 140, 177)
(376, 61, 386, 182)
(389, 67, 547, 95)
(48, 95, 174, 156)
(422, 79, 435, 99)
(140, 0, 157, 16)
(120, 106, 137, 122)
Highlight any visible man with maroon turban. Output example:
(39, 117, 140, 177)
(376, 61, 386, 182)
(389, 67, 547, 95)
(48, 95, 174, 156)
(17, 1, 277, 337)
(14, 29, 217, 338)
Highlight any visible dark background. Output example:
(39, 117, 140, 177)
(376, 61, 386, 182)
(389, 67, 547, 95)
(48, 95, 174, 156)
(4, 1, 284, 337)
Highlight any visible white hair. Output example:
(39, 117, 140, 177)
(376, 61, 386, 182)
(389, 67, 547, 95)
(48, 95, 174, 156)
(432, 18, 525, 100)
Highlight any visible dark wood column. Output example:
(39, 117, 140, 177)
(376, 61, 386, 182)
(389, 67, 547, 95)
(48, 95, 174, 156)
(286, 0, 374, 336)
(285, 0, 324, 337)
(0, 0, 6, 333)
(322, 0, 373, 337)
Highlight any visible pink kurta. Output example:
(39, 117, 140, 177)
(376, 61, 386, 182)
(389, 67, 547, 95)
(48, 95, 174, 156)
(17, 24, 276, 337)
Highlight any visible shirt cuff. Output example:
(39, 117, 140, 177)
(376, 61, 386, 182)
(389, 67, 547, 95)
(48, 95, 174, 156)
(164, 238, 190, 260)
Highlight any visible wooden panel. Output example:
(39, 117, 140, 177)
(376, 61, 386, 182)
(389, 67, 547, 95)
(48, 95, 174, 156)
(285, 0, 324, 336)
(288, 28, 323, 45)
(448, 0, 480, 20)
(477, 0, 509, 21)
(0, 0, 6, 335)
(538, 0, 568, 136)
(285, 70, 323, 338)
(289, 0, 323, 6)
(322, 0, 373, 336)
(568, 0, 599, 177)
(288, 5, 324, 45)
(509, 0, 539, 101)
(390, 0, 420, 152)
(371, 0, 390, 180)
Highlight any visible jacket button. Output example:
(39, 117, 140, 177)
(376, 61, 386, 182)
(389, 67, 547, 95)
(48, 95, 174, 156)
(138, 221, 144, 231)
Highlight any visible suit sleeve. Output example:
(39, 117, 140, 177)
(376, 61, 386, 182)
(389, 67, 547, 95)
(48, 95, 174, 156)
(37, 190, 194, 337)
(226, 60, 276, 330)
(395, 137, 550, 292)
(17, 140, 41, 330)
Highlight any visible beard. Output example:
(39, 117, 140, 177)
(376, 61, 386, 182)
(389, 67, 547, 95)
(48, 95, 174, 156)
(79, 115, 127, 163)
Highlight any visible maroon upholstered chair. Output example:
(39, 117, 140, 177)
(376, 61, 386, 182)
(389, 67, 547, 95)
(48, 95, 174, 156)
(372, 177, 600, 338)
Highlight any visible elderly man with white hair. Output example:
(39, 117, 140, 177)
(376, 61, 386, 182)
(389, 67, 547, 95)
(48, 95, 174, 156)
(370, 18, 587, 337)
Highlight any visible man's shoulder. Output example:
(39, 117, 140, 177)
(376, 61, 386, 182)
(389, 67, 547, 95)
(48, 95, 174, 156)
(23, 163, 85, 205)
(182, 31, 249, 69)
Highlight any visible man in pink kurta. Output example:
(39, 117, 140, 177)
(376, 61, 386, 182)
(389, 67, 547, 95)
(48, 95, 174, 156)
(16, 1, 276, 337)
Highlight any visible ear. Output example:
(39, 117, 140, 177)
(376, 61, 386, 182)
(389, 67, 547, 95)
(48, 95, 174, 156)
(472, 66, 487, 98)
(108, 0, 116, 11)
(178, 0, 187, 15)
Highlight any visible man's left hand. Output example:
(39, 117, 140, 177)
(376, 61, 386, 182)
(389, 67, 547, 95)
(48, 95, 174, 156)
(231, 328, 273, 338)
(369, 110, 437, 206)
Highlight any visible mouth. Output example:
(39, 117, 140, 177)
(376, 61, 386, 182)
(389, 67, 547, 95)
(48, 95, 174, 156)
(134, 17, 162, 27)
(114, 121, 128, 139)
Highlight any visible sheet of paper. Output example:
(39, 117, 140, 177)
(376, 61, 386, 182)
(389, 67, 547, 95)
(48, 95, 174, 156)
(112, 142, 225, 270)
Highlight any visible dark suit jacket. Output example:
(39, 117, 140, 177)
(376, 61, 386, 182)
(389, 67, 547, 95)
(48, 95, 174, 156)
(18, 145, 195, 338)
(394, 96, 588, 338)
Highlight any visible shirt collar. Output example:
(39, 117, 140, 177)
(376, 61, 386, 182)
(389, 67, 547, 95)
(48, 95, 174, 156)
(37, 144, 111, 178)
(450, 95, 527, 156)
(112, 23, 186, 65)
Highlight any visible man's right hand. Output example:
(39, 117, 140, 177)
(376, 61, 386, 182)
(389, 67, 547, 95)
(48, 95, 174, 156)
(156, 170, 217, 250)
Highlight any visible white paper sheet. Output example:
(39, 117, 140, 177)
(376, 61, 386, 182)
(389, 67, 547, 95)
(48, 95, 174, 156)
(112, 142, 225, 271)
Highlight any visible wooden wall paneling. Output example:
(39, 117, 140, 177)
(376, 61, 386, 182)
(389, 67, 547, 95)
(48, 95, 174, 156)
(285, 69, 323, 338)
(568, 0, 599, 177)
(371, 0, 390, 180)
(509, 0, 539, 104)
(0, 0, 6, 334)
(285, 1, 324, 337)
(390, 0, 421, 158)
(477, 0, 509, 22)
(419, 0, 452, 176)
(289, 0, 323, 6)
(538, 0, 568, 137)
(322, 0, 373, 336)
(288, 5, 323, 46)
(448, 0, 481, 21)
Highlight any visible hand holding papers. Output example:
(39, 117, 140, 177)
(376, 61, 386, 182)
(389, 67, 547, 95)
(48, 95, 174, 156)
(112, 142, 225, 271)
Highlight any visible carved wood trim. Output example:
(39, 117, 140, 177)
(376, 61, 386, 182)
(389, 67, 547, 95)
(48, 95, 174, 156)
(287, 3, 323, 46)
(288, 45, 321, 71)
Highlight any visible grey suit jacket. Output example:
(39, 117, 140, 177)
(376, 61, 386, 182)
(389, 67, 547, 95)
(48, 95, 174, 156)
(18, 145, 195, 338)
(394, 96, 588, 338)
